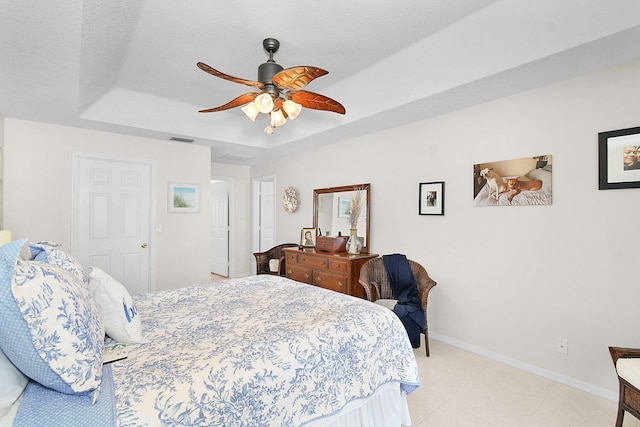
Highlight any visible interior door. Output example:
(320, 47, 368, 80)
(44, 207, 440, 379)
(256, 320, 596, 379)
(251, 176, 276, 274)
(210, 179, 229, 277)
(73, 153, 154, 295)
(259, 178, 276, 251)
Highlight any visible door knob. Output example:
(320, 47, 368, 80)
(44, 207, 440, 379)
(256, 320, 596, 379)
(141, 243, 148, 248)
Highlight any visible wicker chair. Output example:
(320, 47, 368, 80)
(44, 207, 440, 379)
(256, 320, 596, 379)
(359, 257, 437, 356)
(609, 346, 640, 427)
(253, 243, 298, 276)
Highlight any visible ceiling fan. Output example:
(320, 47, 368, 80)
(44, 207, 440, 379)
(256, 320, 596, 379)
(197, 38, 345, 134)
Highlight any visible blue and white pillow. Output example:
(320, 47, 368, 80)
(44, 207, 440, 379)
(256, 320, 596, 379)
(89, 267, 147, 344)
(0, 239, 104, 396)
(29, 241, 90, 286)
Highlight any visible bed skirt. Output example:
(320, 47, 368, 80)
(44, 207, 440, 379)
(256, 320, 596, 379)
(305, 382, 412, 427)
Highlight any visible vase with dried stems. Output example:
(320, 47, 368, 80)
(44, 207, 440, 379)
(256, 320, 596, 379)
(346, 186, 364, 255)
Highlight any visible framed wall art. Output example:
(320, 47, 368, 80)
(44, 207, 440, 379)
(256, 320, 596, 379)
(168, 183, 200, 213)
(598, 126, 640, 190)
(473, 155, 552, 206)
(419, 181, 445, 215)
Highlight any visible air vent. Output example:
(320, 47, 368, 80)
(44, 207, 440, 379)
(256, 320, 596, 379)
(169, 136, 194, 143)
(219, 153, 252, 162)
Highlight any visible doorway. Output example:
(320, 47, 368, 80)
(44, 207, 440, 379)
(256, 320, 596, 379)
(72, 152, 156, 295)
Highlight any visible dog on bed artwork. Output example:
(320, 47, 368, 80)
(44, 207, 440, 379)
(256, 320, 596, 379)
(480, 168, 507, 200)
(506, 177, 543, 202)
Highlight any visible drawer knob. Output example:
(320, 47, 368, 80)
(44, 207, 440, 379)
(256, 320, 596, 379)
(316, 276, 322, 281)
(304, 273, 310, 279)
(337, 281, 344, 286)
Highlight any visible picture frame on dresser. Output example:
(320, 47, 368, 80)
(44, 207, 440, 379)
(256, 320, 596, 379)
(300, 228, 316, 247)
(598, 126, 640, 190)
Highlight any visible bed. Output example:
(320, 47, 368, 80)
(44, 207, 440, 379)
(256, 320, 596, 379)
(473, 166, 553, 206)
(0, 239, 420, 427)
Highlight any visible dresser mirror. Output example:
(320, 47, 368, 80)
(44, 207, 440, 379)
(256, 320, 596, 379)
(313, 183, 371, 253)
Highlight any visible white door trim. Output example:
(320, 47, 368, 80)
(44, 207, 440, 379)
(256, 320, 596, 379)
(71, 151, 157, 290)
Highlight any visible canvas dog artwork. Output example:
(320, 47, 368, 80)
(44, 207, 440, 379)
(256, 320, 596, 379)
(473, 155, 552, 207)
(479, 168, 508, 200)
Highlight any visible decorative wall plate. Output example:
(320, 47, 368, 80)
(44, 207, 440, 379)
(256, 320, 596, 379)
(283, 186, 298, 213)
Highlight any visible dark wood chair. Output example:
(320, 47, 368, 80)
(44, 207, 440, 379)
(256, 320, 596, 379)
(253, 243, 298, 276)
(359, 257, 437, 356)
(609, 346, 640, 427)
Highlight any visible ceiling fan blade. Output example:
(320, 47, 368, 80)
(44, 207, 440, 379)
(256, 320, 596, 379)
(197, 62, 264, 89)
(198, 92, 259, 113)
(290, 90, 346, 114)
(272, 67, 328, 90)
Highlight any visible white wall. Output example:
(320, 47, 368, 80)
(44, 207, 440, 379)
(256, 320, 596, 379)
(251, 60, 640, 397)
(3, 119, 212, 291)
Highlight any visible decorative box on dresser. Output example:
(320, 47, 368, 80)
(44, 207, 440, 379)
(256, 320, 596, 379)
(283, 248, 378, 299)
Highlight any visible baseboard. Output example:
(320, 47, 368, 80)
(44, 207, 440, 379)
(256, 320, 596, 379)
(430, 332, 618, 402)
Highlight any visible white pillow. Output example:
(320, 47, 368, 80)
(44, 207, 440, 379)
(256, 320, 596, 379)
(268, 258, 280, 273)
(89, 267, 147, 344)
(0, 349, 28, 418)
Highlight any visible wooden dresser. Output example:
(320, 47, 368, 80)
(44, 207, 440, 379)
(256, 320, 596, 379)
(283, 248, 378, 299)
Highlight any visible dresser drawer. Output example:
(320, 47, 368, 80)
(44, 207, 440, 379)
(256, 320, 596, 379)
(298, 254, 329, 269)
(328, 259, 348, 274)
(286, 264, 313, 284)
(285, 252, 298, 263)
(314, 271, 348, 294)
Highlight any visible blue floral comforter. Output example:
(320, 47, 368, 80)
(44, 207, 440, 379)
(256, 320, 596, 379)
(111, 275, 420, 426)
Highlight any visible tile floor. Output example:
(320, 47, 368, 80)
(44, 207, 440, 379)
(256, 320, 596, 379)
(407, 339, 638, 427)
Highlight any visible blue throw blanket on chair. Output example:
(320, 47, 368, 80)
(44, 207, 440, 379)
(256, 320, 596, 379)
(383, 254, 424, 348)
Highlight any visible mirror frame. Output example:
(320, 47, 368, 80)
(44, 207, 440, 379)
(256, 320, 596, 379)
(313, 183, 371, 253)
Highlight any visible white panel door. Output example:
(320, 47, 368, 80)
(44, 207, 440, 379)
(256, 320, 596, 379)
(74, 154, 152, 295)
(259, 179, 275, 251)
(210, 179, 229, 277)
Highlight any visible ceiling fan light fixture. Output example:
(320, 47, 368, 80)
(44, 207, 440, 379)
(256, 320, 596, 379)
(197, 38, 345, 134)
(255, 93, 274, 114)
(241, 102, 260, 121)
(271, 109, 286, 127)
(283, 100, 302, 120)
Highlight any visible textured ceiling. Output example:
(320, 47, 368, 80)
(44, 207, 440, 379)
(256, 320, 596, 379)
(1, 0, 640, 165)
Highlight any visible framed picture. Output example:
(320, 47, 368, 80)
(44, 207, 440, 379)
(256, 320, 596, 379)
(300, 228, 317, 247)
(419, 182, 445, 215)
(168, 183, 200, 213)
(473, 155, 552, 206)
(337, 197, 351, 219)
(598, 126, 640, 190)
